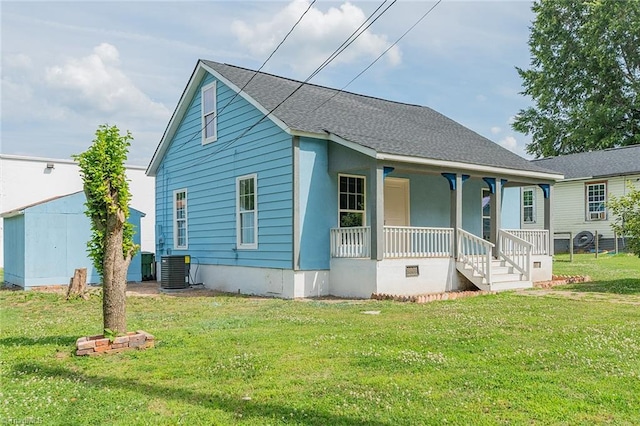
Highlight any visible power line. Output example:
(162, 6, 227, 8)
(170, 0, 318, 156)
(189, 0, 398, 169)
(293, 0, 443, 126)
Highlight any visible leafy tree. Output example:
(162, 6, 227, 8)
(513, 0, 640, 158)
(608, 182, 640, 257)
(74, 124, 138, 333)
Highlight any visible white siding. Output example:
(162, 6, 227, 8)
(0, 155, 155, 267)
(521, 175, 640, 239)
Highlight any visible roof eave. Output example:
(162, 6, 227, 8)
(1, 210, 25, 218)
(376, 153, 565, 181)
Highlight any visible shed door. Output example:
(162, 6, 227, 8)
(384, 178, 410, 226)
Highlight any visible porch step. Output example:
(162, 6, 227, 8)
(456, 261, 532, 292)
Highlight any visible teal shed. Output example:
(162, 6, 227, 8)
(2, 191, 144, 289)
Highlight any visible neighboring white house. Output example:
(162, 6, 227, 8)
(0, 154, 155, 268)
(519, 145, 640, 252)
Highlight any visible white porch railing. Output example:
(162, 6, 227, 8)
(383, 226, 453, 258)
(330, 226, 371, 258)
(502, 229, 549, 255)
(330, 226, 454, 258)
(498, 230, 533, 281)
(457, 228, 494, 284)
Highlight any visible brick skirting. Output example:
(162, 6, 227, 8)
(371, 290, 497, 303)
(534, 274, 591, 289)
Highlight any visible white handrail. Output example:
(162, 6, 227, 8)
(383, 226, 453, 258)
(502, 229, 549, 255)
(330, 227, 370, 258)
(498, 230, 533, 281)
(457, 228, 494, 284)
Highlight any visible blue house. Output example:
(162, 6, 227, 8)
(2, 191, 144, 289)
(147, 60, 563, 298)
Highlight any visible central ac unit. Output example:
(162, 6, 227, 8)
(160, 255, 190, 289)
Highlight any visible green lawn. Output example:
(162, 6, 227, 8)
(553, 253, 640, 294)
(2, 276, 639, 424)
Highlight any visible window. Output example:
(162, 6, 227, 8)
(586, 182, 607, 221)
(237, 174, 258, 249)
(202, 82, 217, 144)
(482, 188, 491, 240)
(174, 189, 188, 249)
(522, 188, 536, 223)
(338, 174, 365, 227)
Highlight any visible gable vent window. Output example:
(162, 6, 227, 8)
(586, 182, 607, 221)
(202, 81, 217, 144)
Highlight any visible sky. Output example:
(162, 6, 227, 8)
(1, 0, 537, 167)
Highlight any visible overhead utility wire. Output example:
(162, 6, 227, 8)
(190, 0, 397, 168)
(171, 0, 318, 155)
(293, 0, 443, 126)
(306, 0, 395, 81)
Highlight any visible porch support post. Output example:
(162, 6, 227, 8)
(489, 178, 502, 252)
(369, 164, 385, 260)
(443, 173, 464, 257)
(540, 184, 554, 256)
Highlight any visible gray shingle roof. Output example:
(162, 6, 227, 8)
(531, 145, 640, 179)
(202, 60, 557, 175)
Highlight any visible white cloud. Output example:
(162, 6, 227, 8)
(490, 126, 501, 135)
(4, 53, 33, 69)
(44, 43, 169, 120)
(499, 135, 517, 151)
(231, 0, 401, 75)
(498, 134, 532, 159)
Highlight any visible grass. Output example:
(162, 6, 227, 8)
(1, 282, 640, 424)
(553, 253, 640, 294)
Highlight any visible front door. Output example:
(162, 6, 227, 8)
(384, 178, 410, 226)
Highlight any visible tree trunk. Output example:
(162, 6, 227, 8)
(102, 211, 132, 333)
(67, 268, 87, 299)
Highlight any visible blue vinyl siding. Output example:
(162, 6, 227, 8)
(155, 73, 293, 269)
(299, 137, 334, 270)
(3, 215, 25, 286)
(501, 187, 521, 229)
(402, 173, 451, 228)
(3, 192, 142, 287)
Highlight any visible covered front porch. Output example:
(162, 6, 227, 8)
(325, 154, 557, 297)
(330, 225, 551, 296)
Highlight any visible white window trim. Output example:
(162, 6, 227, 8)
(173, 188, 188, 250)
(236, 174, 258, 250)
(201, 81, 217, 145)
(522, 188, 536, 224)
(338, 173, 367, 227)
(585, 181, 607, 221)
(481, 188, 491, 240)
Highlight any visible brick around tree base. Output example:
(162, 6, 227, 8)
(75, 330, 155, 356)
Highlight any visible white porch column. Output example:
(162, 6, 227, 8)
(369, 164, 384, 260)
(489, 178, 502, 251)
(442, 173, 464, 257)
(541, 184, 554, 256)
